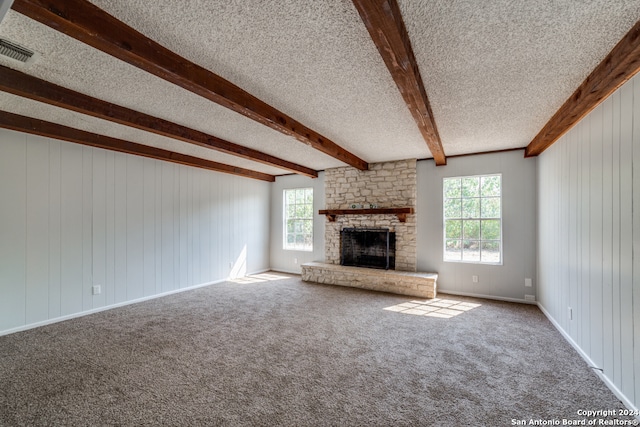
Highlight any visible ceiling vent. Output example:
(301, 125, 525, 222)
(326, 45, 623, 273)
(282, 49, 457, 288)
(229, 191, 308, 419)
(0, 38, 34, 63)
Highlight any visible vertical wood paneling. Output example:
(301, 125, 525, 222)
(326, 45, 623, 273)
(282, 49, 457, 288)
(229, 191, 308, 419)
(105, 151, 116, 307)
(568, 128, 578, 339)
(179, 167, 188, 288)
(619, 80, 634, 402)
(92, 149, 107, 310)
(48, 139, 61, 319)
(632, 75, 640, 404)
(82, 147, 93, 312)
(25, 135, 50, 324)
(601, 96, 614, 378)
(126, 156, 144, 300)
(611, 89, 622, 387)
(200, 171, 211, 283)
(0, 131, 26, 330)
(143, 158, 156, 297)
(154, 161, 163, 294)
(538, 73, 640, 410)
(580, 119, 591, 351)
(113, 152, 128, 304)
(60, 143, 83, 316)
(172, 165, 181, 289)
(589, 104, 604, 368)
(161, 162, 175, 293)
(0, 128, 270, 335)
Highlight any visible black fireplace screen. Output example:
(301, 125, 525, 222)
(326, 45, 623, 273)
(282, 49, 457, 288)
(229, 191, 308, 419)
(340, 228, 395, 270)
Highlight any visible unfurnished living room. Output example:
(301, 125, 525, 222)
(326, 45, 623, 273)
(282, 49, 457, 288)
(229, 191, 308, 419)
(1, 0, 640, 426)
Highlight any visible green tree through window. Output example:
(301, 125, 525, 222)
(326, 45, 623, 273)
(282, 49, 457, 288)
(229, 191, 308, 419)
(443, 174, 501, 263)
(284, 188, 313, 251)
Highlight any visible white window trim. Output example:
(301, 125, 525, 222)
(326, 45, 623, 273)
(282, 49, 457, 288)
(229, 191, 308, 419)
(442, 173, 503, 265)
(283, 187, 314, 252)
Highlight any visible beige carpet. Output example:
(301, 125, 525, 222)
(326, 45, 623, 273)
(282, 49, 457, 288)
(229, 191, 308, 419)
(0, 273, 634, 426)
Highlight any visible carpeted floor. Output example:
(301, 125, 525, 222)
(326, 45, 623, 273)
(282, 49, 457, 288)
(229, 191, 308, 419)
(0, 273, 634, 426)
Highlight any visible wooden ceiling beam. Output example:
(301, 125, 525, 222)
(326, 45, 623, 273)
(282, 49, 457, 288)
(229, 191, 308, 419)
(526, 20, 640, 157)
(352, 0, 446, 166)
(12, 0, 368, 171)
(0, 66, 317, 178)
(0, 110, 275, 182)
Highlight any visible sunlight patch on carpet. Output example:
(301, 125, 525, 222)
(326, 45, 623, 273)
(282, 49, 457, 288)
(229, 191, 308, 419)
(384, 298, 481, 318)
(229, 272, 291, 284)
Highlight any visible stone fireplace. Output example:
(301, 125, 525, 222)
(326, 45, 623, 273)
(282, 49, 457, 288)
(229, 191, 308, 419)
(301, 159, 437, 299)
(324, 159, 417, 271)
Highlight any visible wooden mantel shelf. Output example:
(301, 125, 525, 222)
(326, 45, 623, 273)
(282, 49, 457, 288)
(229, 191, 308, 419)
(319, 207, 414, 223)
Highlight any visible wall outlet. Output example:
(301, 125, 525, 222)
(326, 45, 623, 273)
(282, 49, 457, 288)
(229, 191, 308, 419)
(568, 307, 573, 320)
(294, 258, 298, 264)
(472, 275, 478, 283)
(229, 262, 233, 269)
(525, 278, 532, 287)
(92, 285, 101, 295)
(524, 294, 536, 302)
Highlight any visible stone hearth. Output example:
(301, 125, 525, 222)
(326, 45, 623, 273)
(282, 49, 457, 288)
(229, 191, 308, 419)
(302, 262, 437, 299)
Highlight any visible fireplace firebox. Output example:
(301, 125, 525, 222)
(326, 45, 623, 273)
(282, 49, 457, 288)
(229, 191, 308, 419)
(340, 227, 395, 270)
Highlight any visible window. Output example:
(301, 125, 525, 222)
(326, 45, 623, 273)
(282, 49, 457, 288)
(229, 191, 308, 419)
(284, 188, 313, 251)
(443, 174, 501, 264)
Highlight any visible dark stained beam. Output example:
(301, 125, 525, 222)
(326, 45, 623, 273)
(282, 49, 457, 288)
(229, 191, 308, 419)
(0, 110, 275, 182)
(0, 66, 317, 178)
(12, 0, 368, 171)
(526, 20, 640, 157)
(352, 0, 446, 166)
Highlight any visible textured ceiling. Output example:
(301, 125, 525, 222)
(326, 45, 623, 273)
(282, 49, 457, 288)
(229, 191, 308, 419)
(0, 1, 639, 177)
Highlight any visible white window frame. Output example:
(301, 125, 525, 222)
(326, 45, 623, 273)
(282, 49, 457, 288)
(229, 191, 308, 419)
(442, 174, 502, 265)
(283, 188, 313, 252)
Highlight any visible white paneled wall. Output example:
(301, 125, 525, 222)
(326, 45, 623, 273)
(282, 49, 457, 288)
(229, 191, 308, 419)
(0, 129, 270, 335)
(537, 73, 640, 410)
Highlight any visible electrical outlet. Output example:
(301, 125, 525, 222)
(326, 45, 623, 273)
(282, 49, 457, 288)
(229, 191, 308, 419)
(524, 294, 536, 302)
(472, 275, 478, 283)
(92, 285, 101, 295)
(294, 258, 298, 264)
(525, 278, 532, 287)
(568, 307, 573, 320)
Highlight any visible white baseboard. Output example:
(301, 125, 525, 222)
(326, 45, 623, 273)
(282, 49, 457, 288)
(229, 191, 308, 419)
(537, 302, 639, 417)
(0, 271, 269, 337)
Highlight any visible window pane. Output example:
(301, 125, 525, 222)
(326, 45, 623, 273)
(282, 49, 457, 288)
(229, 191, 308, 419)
(462, 240, 480, 262)
(445, 239, 462, 261)
(444, 178, 461, 198)
(287, 205, 296, 218)
(462, 198, 480, 218)
(283, 188, 313, 251)
(461, 177, 479, 197)
(286, 190, 295, 204)
(481, 175, 501, 197)
(463, 220, 480, 239)
(481, 241, 500, 263)
(445, 220, 462, 239)
(444, 198, 461, 218)
(481, 219, 500, 240)
(481, 197, 500, 218)
(442, 175, 501, 264)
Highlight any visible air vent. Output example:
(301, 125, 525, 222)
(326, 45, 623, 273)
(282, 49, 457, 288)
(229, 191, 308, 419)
(0, 38, 34, 63)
